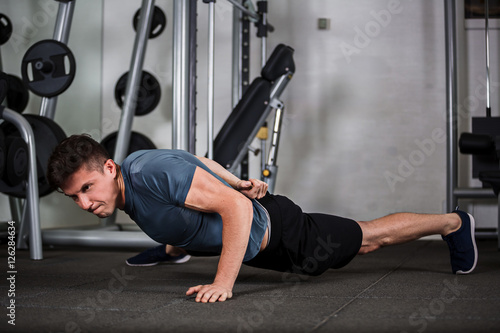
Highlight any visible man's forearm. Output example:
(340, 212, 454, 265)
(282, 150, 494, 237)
(184, 167, 254, 302)
(195, 156, 241, 189)
(214, 197, 253, 290)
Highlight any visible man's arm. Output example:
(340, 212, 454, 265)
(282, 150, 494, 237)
(195, 156, 268, 199)
(184, 166, 253, 303)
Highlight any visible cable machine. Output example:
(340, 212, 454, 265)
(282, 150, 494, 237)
(0, 0, 294, 259)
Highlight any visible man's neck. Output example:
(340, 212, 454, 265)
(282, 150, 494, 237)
(115, 164, 126, 210)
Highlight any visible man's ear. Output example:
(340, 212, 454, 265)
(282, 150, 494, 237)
(103, 159, 116, 176)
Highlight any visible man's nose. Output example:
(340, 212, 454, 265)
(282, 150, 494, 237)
(78, 195, 92, 211)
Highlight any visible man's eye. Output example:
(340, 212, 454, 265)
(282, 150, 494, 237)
(82, 185, 90, 192)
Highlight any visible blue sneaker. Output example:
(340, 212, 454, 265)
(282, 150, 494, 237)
(442, 210, 478, 274)
(126, 245, 191, 267)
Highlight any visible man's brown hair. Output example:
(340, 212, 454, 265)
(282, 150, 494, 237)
(47, 134, 110, 190)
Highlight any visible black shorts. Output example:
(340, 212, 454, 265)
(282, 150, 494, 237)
(245, 194, 362, 276)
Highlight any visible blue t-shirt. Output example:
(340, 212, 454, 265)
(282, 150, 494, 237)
(121, 149, 269, 262)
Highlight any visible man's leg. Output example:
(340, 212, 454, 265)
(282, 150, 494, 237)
(356, 211, 477, 274)
(357, 212, 461, 254)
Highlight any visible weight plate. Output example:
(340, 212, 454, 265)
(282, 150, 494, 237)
(114, 71, 161, 116)
(133, 6, 167, 39)
(4, 136, 28, 187)
(32, 115, 67, 196)
(101, 131, 156, 159)
(0, 115, 67, 198)
(5, 74, 29, 113)
(0, 71, 8, 103)
(21, 39, 76, 97)
(0, 14, 13, 45)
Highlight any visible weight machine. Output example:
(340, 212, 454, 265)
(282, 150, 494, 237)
(0, 0, 294, 259)
(445, 0, 500, 249)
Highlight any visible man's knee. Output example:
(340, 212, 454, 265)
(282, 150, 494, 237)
(357, 221, 386, 254)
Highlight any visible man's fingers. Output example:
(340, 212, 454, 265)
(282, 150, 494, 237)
(209, 293, 221, 303)
(239, 180, 253, 189)
(187, 284, 232, 303)
(186, 285, 202, 296)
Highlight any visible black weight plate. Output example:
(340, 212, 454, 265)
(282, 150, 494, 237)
(6, 74, 29, 113)
(0, 14, 13, 45)
(0, 129, 5, 179)
(21, 39, 76, 97)
(32, 115, 67, 196)
(133, 6, 167, 39)
(0, 115, 67, 198)
(101, 131, 156, 159)
(0, 71, 8, 103)
(114, 71, 161, 116)
(4, 136, 28, 187)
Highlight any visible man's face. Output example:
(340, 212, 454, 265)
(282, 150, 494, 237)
(61, 160, 120, 218)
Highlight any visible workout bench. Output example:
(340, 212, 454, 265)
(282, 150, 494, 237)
(213, 43, 295, 192)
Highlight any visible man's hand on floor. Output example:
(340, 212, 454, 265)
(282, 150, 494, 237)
(186, 283, 233, 303)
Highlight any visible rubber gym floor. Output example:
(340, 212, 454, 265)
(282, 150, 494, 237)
(0, 238, 499, 333)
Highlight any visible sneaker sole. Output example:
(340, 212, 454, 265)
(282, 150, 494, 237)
(456, 213, 478, 275)
(125, 255, 191, 267)
(171, 254, 191, 264)
(125, 260, 160, 267)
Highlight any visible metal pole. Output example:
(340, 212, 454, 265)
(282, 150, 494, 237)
(113, 0, 155, 164)
(485, 0, 491, 117)
(188, 0, 197, 154)
(226, 0, 260, 20)
(264, 106, 283, 193)
(39, 0, 76, 120)
(260, 0, 267, 68)
(42, 229, 160, 248)
(231, 4, 242, 108)
(53, 0, 75, 43)
(207, 1, 215, 159)
(172, 0, 191, 150)
(445, 0, 458, 213)
(1, 107, 42, 260)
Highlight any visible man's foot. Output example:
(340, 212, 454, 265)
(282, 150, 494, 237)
(442, 210, 478, 274)
(126, 245, 191, 267)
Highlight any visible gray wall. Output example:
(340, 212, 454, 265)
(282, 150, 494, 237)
(1, 0, 498, 230)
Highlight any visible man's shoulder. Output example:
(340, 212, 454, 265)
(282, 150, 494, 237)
(122, 149, 198, 177)
(123, 149, 178, 168)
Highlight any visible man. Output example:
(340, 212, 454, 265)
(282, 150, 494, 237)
(47, 134, 478, 303)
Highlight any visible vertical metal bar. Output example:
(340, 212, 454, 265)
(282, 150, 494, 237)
(39, 0, 76, 120)
(231, 4, 242, 108)
(113, 0, 155, 164)
(261, 35, 266, 68)
(207, 2, 215, 159)
(172, 0, 191, 150)
(188, 0, 197, 154)
(8, 196, 23, 225)
(240, 5, 251, 179)
(260, 5, 267, 68)
(264, 106, 283, 193)
(445, 0, 458, 213)
(485, 0, 491, 117)
(266, 107, 283, 167)
(260, 124, 267, 171)
(53, 0, 75, 43)
(1, 107, 42, 260)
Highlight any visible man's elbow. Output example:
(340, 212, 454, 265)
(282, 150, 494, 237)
(226, 194, 253, 222)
